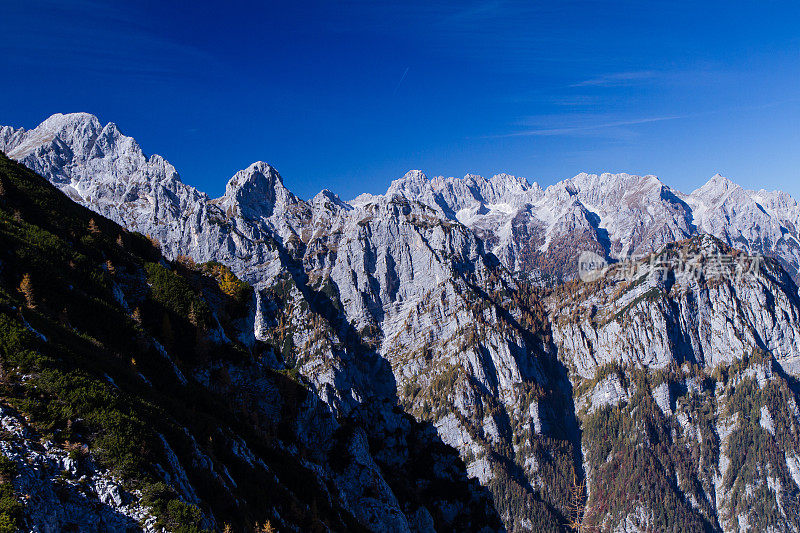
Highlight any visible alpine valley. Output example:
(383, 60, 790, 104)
(1, 112, 800, 533)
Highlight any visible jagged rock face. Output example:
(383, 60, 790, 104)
(564, 172, 696, 258)
(684, 175, 800, 279)
(5, 113, 800, 532)
(549, 236, 800, 532)
(4, 113, 800, 283)
(0, 153, 503, 532)
(1, 114, 580, 528)
(372, 169, 800, 282)
(549, 236, 800, 378)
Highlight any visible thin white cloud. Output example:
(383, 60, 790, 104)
(393, 67, 410, 96)
(570, 70, 659, 87)
(495, 99, 798, 139)
(500, 115, 685, 137)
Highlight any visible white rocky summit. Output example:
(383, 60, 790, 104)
(4, 112, 800, 532)
(3, 113, 799, 282)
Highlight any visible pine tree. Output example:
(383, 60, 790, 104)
(188, 301, 200, 327)
(18, 273, 35, 308)
(256, 521, 277, 533)
(131, 307, 142, 324)
(0, 177, 5, 197)
(88, 218, 100, 235)
(116, 234, 124, 247)
(106, 259, 116, 276)
(567, 469, 599, 532)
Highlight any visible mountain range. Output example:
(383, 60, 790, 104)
(2, 113, 800, 532)
(4, 113, 800, 285)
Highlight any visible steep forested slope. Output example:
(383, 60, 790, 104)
(0, 153, 502, 532)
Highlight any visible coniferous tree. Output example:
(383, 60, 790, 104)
(188, 301, 200, 328)
(18, 273, 35, 308)
(567, 469, 598, 532)
(256, 521, 277, 533)
(88, 218, 100, 235)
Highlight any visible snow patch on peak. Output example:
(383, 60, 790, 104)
(486, 202, 514, 214)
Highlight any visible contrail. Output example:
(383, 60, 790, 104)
(393, 67, 409, 96)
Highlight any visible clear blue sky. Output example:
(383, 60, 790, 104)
(2, 0, 798, 200)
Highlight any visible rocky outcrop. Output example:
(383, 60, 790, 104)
(0, 405, 158, 532)
(549, 236, 800, 378)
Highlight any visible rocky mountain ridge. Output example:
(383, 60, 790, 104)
(3, 113, 800, 532)
(3, 113, 800, 284)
